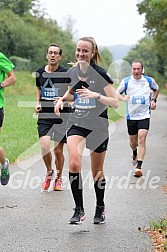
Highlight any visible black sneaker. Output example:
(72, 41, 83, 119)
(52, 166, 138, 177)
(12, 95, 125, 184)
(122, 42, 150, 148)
(1, 158, 10, 186)
(69, 206, 86, 224)
(93, 205, 105, 224)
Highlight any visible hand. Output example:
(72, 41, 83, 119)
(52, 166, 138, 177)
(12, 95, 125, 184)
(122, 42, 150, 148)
(53, 96, 61, 105)
(151, 100, 156, 110)
(75, 86, 98, 98)
(34, 104, 41, 113)
(123, 95, 130, 102)
(54, 99, 64, 116)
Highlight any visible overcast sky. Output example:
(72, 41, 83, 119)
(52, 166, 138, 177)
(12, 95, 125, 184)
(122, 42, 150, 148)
(39, 0, 146, 46)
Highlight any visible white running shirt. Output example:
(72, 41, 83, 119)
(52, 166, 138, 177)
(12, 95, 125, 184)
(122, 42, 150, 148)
(116, 75, 159, 120)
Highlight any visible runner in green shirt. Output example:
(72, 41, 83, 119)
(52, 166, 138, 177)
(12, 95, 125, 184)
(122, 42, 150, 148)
(0, 52, 16, 185)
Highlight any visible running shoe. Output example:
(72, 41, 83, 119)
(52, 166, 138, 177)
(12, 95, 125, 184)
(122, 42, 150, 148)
(53, 178, 63, 191)
(69, 206, 86, 224)
(93, 205, 105, 224)
(134, 167, 143, 177)
(1, 158, 10, 186)
(132, 156, 137, 166)
(41, 170, 54, 191)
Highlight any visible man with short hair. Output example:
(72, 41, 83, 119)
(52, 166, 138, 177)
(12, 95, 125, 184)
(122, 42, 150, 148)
(35, 44, 70, 191)
(116, 60, 159, 177)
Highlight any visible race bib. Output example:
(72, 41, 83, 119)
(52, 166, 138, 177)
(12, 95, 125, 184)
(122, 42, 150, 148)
(132, 96, 145, 104)
(74, 93, 96, 109)
(41, 87, 59, 100)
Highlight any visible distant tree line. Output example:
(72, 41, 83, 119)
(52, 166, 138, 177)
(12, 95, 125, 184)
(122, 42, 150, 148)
(0, 0, 113, 71)
(0, 0, 166, 87)
(0, 0, 75, 70)
(125, 0, 167, 86)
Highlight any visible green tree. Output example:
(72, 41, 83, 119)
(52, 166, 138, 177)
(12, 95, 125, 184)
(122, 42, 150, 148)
(124, 36, 160, 79)
(0, 9, 76, 70)
(0, 0, 42, 16)
(137, 0, 167, 80)
(99, 47, 113, 71)
(0, 0, 111, 72)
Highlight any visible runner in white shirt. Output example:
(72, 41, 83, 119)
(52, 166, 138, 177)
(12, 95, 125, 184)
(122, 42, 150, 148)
(116, 60, 159, 177)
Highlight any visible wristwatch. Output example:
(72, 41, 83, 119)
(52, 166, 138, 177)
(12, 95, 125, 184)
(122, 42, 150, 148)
(96, 92, 101, 99)
(151, 98, 157, 103)
(0, 83, 4, 89)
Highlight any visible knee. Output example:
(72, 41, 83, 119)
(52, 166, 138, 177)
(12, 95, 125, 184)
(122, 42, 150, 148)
(69, 159, 81, 173)
(54, 148, 63, 159)
(40, 141, 50, 153)
(130, 141, 137, 149)
(138, 134, 146, 145)
(138, 138, 145, 146)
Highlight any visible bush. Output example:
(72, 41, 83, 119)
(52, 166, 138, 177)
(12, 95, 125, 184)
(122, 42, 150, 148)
(10, 56, 31, 71)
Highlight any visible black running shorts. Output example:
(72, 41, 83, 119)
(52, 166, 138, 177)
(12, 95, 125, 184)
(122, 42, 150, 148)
(37, 119, 67, 143)
(0, 108, 4, 128)
(67, 125, 109, 153)
(127, 118, 150, 135)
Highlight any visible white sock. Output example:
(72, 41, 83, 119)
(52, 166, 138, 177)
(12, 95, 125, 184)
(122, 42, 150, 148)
(2, 159, 8, 169)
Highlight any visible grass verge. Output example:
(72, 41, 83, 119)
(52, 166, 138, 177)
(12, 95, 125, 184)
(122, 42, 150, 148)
(144, 217, 167, 251)
(0, 71, 39, 163)
(1, 71, 125, 163)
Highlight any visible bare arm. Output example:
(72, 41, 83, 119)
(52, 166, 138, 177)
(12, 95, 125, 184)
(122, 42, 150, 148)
(98, 84, 118, 109)
(54, 86, 74, 115)
(116, 80, 129, 102)
(151, 89, 159, 110)
(117, 93, 130, 102)
(61, 86, 74, 103)
(76, 84, 119, 109)
(152, 89, 159, 101)
(34, 88, 41, 113)
(1, 70, 16, 87)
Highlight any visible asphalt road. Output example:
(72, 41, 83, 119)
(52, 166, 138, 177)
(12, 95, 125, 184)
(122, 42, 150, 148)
(0, 94, 167, 252)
